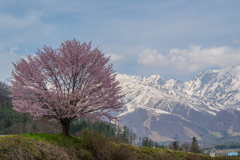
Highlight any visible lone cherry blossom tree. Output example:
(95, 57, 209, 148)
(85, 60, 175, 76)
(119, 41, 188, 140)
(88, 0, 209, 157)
(9, 39, 124, 136)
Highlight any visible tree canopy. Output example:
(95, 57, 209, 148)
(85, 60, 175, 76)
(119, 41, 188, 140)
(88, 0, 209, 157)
(9, 39, 124, 136)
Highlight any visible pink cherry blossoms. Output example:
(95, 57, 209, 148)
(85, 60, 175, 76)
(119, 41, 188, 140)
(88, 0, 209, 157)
(9, 39, 124, 135)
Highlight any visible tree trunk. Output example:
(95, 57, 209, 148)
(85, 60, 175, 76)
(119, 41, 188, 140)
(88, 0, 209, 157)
(60, 120, 70, 136)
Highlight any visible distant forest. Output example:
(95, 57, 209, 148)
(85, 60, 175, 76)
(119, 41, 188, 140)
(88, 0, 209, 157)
(204, 143, 240, 150)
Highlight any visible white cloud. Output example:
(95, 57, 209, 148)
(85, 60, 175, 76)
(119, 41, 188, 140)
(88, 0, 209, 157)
(137, 48, 168, 66)
(9, 46, 18, 55)
(105, 53, 123, 61)
(137, 44, 240, 74)
(21, 54, 37, 63)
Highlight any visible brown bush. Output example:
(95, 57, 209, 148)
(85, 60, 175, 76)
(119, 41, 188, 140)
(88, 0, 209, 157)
(79, 130, 138, 160)
(111, 143, 137, 160)
(80, 130, 112, 160)
(75, 131, 81, 137)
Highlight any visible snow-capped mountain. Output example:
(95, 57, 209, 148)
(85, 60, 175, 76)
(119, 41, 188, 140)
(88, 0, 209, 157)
(182, 66, 240, 110)
(115, 66, 240, 143)
(3, 77, 12, 87)
(116, 73, 219, 117)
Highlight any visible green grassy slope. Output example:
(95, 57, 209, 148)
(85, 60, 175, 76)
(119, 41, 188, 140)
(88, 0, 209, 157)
(0, 131, 239, 160)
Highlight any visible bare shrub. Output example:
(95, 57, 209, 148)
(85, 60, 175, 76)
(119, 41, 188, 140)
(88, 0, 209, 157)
(111, 143, 137, 160)
(181, 142, 190, 152)
(11, 122, 26, 134)
(168, 141, 179, 150)
(11, 115, 62, 135)
(80, 130, 112, 160)
(75, 131, 81, 137)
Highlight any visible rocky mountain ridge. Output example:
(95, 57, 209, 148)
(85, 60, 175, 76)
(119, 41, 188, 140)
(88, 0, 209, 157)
(115, 66, 240, 144)
(182, 66, 240, 110)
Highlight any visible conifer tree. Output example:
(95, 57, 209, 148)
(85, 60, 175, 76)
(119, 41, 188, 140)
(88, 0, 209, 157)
(0, 81, 10, 97)
(190, 137, 200, 153)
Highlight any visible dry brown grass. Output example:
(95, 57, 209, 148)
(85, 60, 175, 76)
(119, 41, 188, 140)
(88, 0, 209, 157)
(1, 132, 240, 160)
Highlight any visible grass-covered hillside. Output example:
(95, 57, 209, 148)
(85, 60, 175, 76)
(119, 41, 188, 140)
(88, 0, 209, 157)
(0, 131, 239, 160)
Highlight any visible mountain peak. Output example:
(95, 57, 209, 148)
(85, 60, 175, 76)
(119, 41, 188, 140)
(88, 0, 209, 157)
(4, 77, 12, 86)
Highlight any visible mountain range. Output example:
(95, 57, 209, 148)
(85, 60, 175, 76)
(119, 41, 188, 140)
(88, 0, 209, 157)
(115, 66, 240, 145)
(4, 66, 240, 145)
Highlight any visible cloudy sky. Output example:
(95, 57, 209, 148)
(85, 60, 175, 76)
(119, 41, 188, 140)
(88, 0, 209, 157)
(1, 0, 240, 82)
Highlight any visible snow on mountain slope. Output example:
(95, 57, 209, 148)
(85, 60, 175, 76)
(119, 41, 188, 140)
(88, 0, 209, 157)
(116, 73, 219, 116)
(164, 77, 184, 90)
(3, 77, 12, 87)
(182, 66, 240, 110)
(116, 65, 240, 113)
(115, 68, 240, 142)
